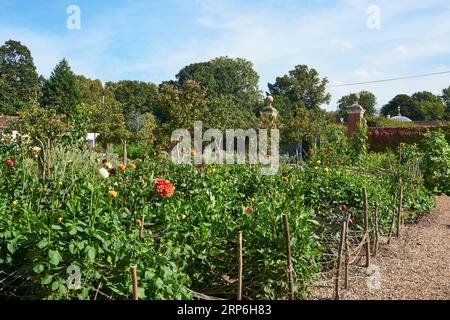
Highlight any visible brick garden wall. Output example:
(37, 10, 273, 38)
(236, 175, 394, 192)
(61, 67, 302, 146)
(368, 125, 448, 152)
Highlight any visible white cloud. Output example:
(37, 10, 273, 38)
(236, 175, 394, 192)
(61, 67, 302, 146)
(395, 46, 408, 55)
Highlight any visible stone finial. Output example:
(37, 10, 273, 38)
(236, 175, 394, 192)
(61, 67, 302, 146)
(262, 96, 278, 119)
(351, 92, 360, 104)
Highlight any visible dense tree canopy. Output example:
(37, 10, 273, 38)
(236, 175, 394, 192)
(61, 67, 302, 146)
(336, 91, 377, 121)
(442, 86, 450, 119)
(2, 37, 450, 151)
(77, 75, 103, 106)
(156, 80, 208, 131)
(268, 65, 331, 111)
(40, 58, 82, 114)
(176, 56, 262, 112)
(0, 40, 38, 115)
(381, 92, 445, 121)
(104, 80, 159, 133)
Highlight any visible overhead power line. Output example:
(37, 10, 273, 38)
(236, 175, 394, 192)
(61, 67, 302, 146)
(328, 70, 450, 88)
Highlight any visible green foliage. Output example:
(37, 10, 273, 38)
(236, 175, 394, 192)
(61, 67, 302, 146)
(336, 91, 377, 121)
(268, 65, 331, 111)
(105, 80, 158, 130)
(351, 124, 368, 162)
(421, 130, 450, 194)
(280, 104, 328, 145)
(40, 59, 82, 114)
(11, 105, 68, 148)
(381, 92, 446, 121)
(176, 56, 262, 112)
(442, 86, 450, 119)
(0, 40, 39, 115)
(62, 103, 95, 149)
(155, 81, 208, 148)
(0, 131, 436, 299)
(204, 94, 257, 130)
(92, 101, 132, 147)
(366, 115, 418, 127)
(134, 112, 159, 148)
(77, 75, 103, 106)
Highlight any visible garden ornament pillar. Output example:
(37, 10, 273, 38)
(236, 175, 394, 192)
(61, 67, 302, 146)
(262, 96, 279, 122)
(347, 93, 365, 136)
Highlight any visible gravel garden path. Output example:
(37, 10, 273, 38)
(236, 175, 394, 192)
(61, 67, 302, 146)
(309, 196, 450, 300)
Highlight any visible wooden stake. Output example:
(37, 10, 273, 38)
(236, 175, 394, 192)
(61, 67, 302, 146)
(139, 216, 145, 241)
(131, 266, 138, 300)
(237, 231, 243, 300)
(396, 185, 403, 238)
(387, 209, 395, 245)
(334, 220, 347, 300)
(344, 214, 350, 289)
(47, 159, 51, 179)
(363, 187, 371, 267)
(283, 214, 294, 300)
(373, 203, 379, 256)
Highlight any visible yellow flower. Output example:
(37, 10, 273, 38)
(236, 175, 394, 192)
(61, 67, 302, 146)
(136, 219, 142, 227)
(57, 217, 63, 223)
(129, 163, 136, 170)
(316, 160, 321, 165)
(324, 167, 330, 173)
(314, 166, 319, 170)
(105, 162, 113, 170)
(283, 176, 289, 183)
(12, 200, 18, 206)
(108, 190, 118, 198)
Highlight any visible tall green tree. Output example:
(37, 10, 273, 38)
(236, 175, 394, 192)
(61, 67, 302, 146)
(77, 75, 103, 105)
(155, 80, 208, 147)
(40, 58, 81, 114)
(280, 103, 328, 146)
(268, 65, 331, 112)
(204, 95, 256, 130)
(176, 56, 262, 113)
(381, 92, 445, 121)
(93, 100, 131, 148)
(412, 91, 445, 121)
(0, 40, 39, 115)
(105, 80, 158, 132)
(380, 94, 422, 120)
(336, 91, 377, 121)
(442, 86, 450, 119)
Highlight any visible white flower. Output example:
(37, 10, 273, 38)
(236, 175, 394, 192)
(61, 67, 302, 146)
(98, 168, 109, 179)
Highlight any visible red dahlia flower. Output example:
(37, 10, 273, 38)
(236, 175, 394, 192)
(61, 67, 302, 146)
(102, 158, 108, 164)
(196, 164, 203, 173)
(245, 206, 252, 214)
(6, 159, 14, 167)
(340, 205, 348, 213)
(154, 179, 174, 198)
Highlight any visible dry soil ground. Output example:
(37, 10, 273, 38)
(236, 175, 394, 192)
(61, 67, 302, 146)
(309, 196, 450, 300)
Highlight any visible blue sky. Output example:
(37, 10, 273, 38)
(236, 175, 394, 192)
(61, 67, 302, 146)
(1, 0, 450, 110)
